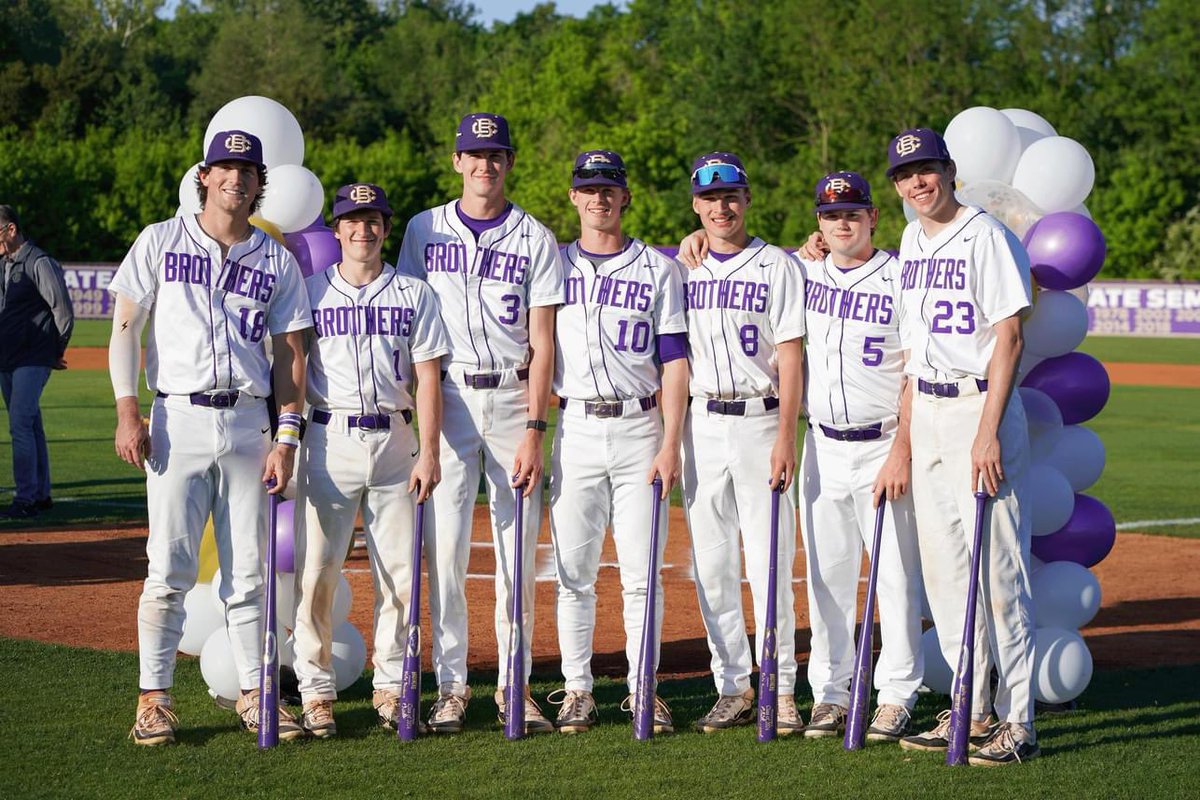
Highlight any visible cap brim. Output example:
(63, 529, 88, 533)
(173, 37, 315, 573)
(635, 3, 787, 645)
(816, 202, 873, 212)
(572, 176, 626, 189)
(692, 180, 748, 195)
(886, 155, 949, 178)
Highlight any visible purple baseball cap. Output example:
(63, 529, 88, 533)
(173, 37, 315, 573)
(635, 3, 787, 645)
(691, 152, 749, 194)
(455, 112, 514, 152)
(571, 150, 627, 188)
(204, 130, 265, 169)
(886, 127, 952, 178)
(815, 171, 873, 212)
(331, 182, 393, 221)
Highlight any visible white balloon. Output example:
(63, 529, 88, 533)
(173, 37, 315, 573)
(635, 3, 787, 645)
(333, 572, 353, 625)
(1017, 349, 1046, 383)
(1012, 136, 1096, 213)
(1024, 290, 1089, 358)
(1028, 463, 1075, 536)
(1030, 554, 1046, 575)
(955, 180, 1043, 238)
(1032, 627, 1093, 704)
(331, 621, 368, 692)
(944, 107, 1023, 185)
(1000, 108, 1057, 153)
(204, 95, 304, 168)
(920, 627, 954, 695)
(178, 162, 202, 216)
(179, 581, 225, 656)
(1043, 425, 1107, 492)
(199, 628, 241, 703)
(1018, 387, 1063, 463)
(1070, 203, 1092, 219)
(1032, 561, 1102, 630)
(1067, 283, 1090, 305)
(256, 164, 325, 233)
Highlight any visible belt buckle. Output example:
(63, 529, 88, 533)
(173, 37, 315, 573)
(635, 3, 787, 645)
(708, 399, 746, 416)
(844, 428, 863, 441)
(209, 392, 236, 408)
(355, 415, 378, 430)
(467, 372, 500, 389)
(587, 402, 622, 418)
(937, 383, 959, 398)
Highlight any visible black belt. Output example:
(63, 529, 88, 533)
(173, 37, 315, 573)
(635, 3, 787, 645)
(559, 396, 657, 418)
(697, 397, 780, 416)
(156, 391, 242, 408)
(311, 409, 411, 429)
(917, 378, 988, 398)
(450, 366, 530, 389)
(818, 422, 883, 442)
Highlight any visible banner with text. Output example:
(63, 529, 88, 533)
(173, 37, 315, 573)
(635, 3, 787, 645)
(1086, 281, 1200, 337)
(64, 263, 118, 319)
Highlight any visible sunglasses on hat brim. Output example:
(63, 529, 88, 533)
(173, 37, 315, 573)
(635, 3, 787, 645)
(573, 164, 627, 181)
(817, 185, 872, 207)
(692, 163, 747, 187)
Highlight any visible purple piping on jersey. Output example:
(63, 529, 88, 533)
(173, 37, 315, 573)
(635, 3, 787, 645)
(364, 269, 400, 414)
(475, 207, 526, 372)
(565, 249, 605, 400)
(593, 242, 645, 400)
(712, 243, 765, 399)
(657, 332, 687, 363)
(913, 210, 984, 382)
(694, 264, 725, 398)
(439, 205, 485, 371)
(220, 233, 269, 391)
(322, 270, 368, 415)
(455, 201, 513, 240)
(179, 217, 220, 390)
(826, 251, 888, 425)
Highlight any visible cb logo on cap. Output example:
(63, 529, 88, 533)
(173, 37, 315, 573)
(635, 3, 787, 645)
(894, 134, 922, 157)
(826, 177, 851, 194)
(225, 133, 254, 154)
(349, 185, 377, 205)
(471, 117, 499, 138)
(587, 153, 612, 165)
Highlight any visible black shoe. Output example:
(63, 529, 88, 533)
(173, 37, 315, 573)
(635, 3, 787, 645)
(0, 501, 40, 519)
(34, 497, 53, 511)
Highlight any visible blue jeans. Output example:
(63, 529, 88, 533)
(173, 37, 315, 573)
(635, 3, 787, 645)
(1, 366, 52, 504)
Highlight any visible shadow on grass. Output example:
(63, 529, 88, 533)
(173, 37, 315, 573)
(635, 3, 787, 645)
(1090, 596, 1200, 628)
(0, 534, 147, 586)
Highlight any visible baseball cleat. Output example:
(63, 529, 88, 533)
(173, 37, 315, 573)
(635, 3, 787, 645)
(300, 699, 337, 739)
(372, 689, 403, 731)
(898, 709, 994, 752)
(776, 694, 805, 736)
(494, 689, 555, 735)
(129, 691, 178, 746)
(694, 688, 756, 733)
(969, 722, 1040, 766)
(621, 693, 676, 735)
(235, 689, 306, 741)
(549, 689, 597, 734)
(427, 687, 471, 734)
(866, 704, 912, 742)
(805, 702, 847, 738)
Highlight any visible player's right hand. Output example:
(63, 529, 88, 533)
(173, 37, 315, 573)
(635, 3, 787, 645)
(410, 452, 440, 503)
(114, 413, 150, 470)
(646, 445, 680, 499)
(871, 450, 910, 507)
(677, 229, 709, 268)
(797, 231, 829, 261)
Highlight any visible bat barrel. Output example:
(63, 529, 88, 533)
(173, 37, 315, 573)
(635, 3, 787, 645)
(258, 485, 280, 749)
(505, 486, 526, 740)
(399, 501, 426, 741)
(634, 477, 664, 740)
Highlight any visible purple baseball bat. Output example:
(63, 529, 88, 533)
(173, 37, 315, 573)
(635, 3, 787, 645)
(844, 500, 888, 751)
(504, 483, 526, 740)
(398, 499, 426, 741)
(757, 482, 782, 742)
(258, 478, 280, 749)
(633, 477, 665, 741)
(946, 486, 990, 766)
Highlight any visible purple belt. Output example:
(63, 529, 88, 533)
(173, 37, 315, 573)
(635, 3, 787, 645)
(559, 396, 657, 418)
(697, 397, 781, 416)
(156, 391, 241, 408)
(917, 378, 988, 398)
(818, 422, 883, 442)
(311, 409, 411, 429)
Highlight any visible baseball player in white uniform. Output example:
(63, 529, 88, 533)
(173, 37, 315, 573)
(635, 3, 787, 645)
(548, 150, 688, 735)
(884, 128, 1038, 766)
(677, 152, 807, 734)
(110, 130, 313, 745)
(291, 183, 449, 739)
(795, 172, 924, 742)
(397, 113, 564, 734)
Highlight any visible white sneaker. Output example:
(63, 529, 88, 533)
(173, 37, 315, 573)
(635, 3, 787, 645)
(969, 722, 1040, 766)
(621, 693, 675, 734)
(777, 694, 805, 736)
(804, 702, 847, 738)
(867, 704, 911, 742)
(694, 688, 756, 733)
(427, 686, 471, 734)
(495, 688, 554, 734)
(549, 689, 597, 734)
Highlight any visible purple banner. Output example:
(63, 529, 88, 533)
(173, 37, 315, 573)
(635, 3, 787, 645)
(63, 263, 119, 319)
(1086, 281, 1200, 337)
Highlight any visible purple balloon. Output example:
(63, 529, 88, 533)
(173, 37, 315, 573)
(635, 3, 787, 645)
(1030, 494, 1116, 568)
(1022, 212, 1106, 291)
(1021, 351, 1110, 425)
(276, 499, 296, 573)
(283, 227, 341, 278)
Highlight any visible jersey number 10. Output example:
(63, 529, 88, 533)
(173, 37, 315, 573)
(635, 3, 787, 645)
(615, 319, 652, 354)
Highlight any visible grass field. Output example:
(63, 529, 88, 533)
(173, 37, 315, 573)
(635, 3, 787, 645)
(0, 637, 1197, 800)
(3, 335, 1197, 535)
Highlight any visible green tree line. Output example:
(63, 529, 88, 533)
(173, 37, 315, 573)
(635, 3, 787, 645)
(2, 0, 1197, 279)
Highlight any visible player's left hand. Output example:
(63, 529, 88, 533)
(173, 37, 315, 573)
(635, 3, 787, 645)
(871, 450, 910, 507)
(262, 444, 296, 494)
(409, 452, 440, 503)
(647, 445, 680, 499)
(970, 429, 1004, 496)
(769, 435, 797, 492)
(797, 231, 829, 261)
(511, 431, 544, 498)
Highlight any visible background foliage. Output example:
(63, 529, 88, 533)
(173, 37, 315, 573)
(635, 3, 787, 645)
(2, 0, 1198, 277)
